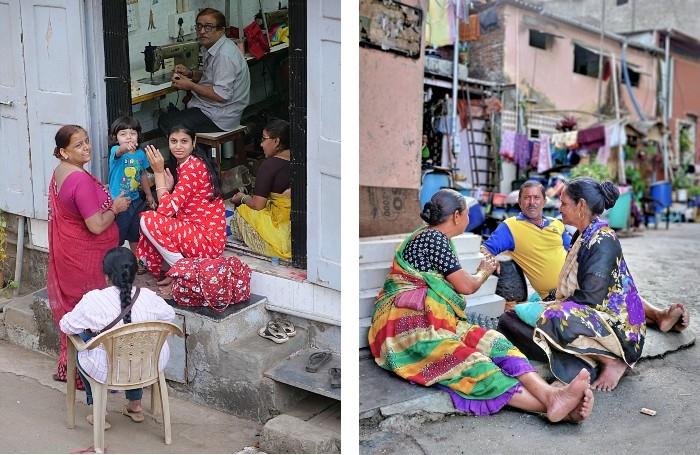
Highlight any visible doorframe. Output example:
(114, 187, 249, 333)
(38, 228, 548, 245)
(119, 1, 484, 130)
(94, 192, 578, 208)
(85, 0, 110, 181)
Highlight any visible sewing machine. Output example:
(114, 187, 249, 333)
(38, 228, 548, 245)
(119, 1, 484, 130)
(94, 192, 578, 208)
(139, 40, 200, 85)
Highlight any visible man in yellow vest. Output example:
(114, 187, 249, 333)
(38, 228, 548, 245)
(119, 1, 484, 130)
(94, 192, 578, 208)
(484, 180, 689, 332)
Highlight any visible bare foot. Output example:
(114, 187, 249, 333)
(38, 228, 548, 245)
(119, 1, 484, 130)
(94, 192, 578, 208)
(657, 303, 686, 333)
(566, 387, 594, 422)
(591, 359, 627, 391)
(670, 303, 689, 332)
(546, 369, 590, 422)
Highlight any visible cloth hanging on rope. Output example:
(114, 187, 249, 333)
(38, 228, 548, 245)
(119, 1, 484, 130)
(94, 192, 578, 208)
(577, 126, 606, 149)
(514, 133, 530, 169)
(499, 129, 516, 162)
(537, 134, 553, 173)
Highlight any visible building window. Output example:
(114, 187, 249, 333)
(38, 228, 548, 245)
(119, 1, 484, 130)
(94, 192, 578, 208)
(625, 68, 641, 87)
(529, 30, 548, 50)
(616, 0, 628, 5)
(573, 44, 606, 78)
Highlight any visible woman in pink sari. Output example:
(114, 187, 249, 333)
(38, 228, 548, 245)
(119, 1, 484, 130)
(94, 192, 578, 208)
(47, 125, 130, 384)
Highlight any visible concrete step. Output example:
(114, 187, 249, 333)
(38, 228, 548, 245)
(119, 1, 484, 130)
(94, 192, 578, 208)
(2, 290, 58, 356)
(359, 275, 498, 320)
(264, 347, 340, 401)
(360, 253, 484, 290)
(181, 327, 309, 422)
(359, 317, 371, 349)
(359, 232, 482, 265)
(464, 294, 506, 318)
(260, 414, 340, 454)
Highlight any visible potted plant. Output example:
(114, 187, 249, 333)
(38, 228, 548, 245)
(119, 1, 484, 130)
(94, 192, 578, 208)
(569, 163, 611, 182)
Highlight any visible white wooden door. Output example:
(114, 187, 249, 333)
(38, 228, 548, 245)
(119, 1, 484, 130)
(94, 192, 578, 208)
(306, 0, 341, 291)
(22, 0, 90, 220)
(0, 0, 34, 216)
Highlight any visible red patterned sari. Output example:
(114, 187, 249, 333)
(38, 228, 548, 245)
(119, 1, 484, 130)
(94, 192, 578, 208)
(47, 171, 119, 382)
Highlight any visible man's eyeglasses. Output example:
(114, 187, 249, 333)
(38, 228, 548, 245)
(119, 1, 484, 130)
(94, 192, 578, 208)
(195, 23, 223, 33)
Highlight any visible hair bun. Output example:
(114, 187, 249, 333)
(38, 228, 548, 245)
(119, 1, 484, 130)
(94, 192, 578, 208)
(600, 181, 620, 210)
(420, 201, 436, 224)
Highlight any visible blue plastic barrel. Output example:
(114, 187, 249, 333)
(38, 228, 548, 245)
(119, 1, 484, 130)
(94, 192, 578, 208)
(650, 181, 672, 212)
(419, 170, 451, 209)
(465, 196, 485, 232)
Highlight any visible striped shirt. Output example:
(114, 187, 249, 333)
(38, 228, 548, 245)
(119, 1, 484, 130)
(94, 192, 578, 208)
(60, 286, 176, 383)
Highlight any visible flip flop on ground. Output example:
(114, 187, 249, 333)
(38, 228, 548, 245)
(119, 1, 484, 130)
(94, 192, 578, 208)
(305, 350, 333, 373)
(258, 321, 289, 344)
(122, 405, 145, 423)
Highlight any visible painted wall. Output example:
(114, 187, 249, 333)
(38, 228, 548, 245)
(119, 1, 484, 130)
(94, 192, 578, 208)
(672, 56, 700, 162)
(501, 4, 658, 122)
(359, 0, 423, 189)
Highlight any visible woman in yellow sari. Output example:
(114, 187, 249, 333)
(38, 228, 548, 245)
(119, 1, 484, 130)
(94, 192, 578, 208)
(231, 119, 291, 259)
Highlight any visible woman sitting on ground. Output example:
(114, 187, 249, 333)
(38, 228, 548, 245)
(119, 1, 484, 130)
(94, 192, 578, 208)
(230, 119, 291, 260)
(368, 189, 594, 422)
(136, 126, 226, 286)
(59, 247, 175, 427)
(515, 178, 649, 392)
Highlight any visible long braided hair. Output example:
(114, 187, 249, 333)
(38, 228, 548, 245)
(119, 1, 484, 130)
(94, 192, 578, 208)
(102, 247, 138, 324)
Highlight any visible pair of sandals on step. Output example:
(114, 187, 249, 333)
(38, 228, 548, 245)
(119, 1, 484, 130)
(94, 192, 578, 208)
(258, 318, 296, 343)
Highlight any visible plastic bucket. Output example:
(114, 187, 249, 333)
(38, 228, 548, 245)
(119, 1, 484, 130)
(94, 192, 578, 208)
(605, 190, 631, 229)
(650, 181, 672, 212)
(466, 197, 485, 232)
(419, 170, 451, 209)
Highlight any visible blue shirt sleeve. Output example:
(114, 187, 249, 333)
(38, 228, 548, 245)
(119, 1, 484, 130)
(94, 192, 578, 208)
(482, 221, 516, 255)
(562, 229, 572, 251)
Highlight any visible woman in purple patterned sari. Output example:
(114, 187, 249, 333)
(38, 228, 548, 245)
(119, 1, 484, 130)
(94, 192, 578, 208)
(532, 178, 645, 392)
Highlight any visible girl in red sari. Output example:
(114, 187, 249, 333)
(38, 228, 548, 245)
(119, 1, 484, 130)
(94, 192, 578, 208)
(48, 125, 131, 383)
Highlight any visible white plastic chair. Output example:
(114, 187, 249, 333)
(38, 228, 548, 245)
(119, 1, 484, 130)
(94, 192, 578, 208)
(66, 321, 184, 453)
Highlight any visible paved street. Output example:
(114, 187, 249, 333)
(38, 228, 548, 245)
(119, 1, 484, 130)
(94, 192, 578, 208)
(0, 342, 261, 453)
(360, 223, 700, 455)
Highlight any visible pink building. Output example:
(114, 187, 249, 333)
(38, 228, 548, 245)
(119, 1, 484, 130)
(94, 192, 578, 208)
(470, 0, 661, 124)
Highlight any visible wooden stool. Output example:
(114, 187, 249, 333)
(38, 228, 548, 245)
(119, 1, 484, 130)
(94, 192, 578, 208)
(196, 125, 248, 170)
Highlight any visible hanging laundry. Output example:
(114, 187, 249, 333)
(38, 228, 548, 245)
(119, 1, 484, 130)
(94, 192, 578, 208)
(479, 7, 498, 32)
(427, 0, 454, 48)
(597, 122, 627, 165)
(577, 125, 606, 149)
(499, 129, 516, 162)
(459, 14, 480, 41)
(551, 131, 578, 149)
(530, 141, 540, 168)
(457, 99, 469, 129)
(514, 133, 530, 169)
(537, 135, 552, 173)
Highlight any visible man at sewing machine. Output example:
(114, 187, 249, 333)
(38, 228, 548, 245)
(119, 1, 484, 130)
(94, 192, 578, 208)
(158, 8, 250, 135)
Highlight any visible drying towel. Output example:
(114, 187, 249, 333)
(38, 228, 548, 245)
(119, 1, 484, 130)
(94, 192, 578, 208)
(551, 131, 578, 149)
(514, 133, 530, 169)
(537, 135, 552, 173)
(577, 126, 606, 149)
(500, 130, 516, 162)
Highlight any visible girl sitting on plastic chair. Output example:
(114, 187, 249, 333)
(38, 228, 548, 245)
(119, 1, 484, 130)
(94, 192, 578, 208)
(60, 247, 175, 428)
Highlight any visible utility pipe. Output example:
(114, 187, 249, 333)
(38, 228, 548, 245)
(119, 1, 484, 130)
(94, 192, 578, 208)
(13, 216, 24, 297)
(450, 0, 463, 172)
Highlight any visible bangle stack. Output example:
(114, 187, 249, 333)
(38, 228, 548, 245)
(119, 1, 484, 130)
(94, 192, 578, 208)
(155, 186, 168, 192)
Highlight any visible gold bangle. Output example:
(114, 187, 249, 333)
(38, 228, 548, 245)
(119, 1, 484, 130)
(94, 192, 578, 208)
(155, 186, 168, 192)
